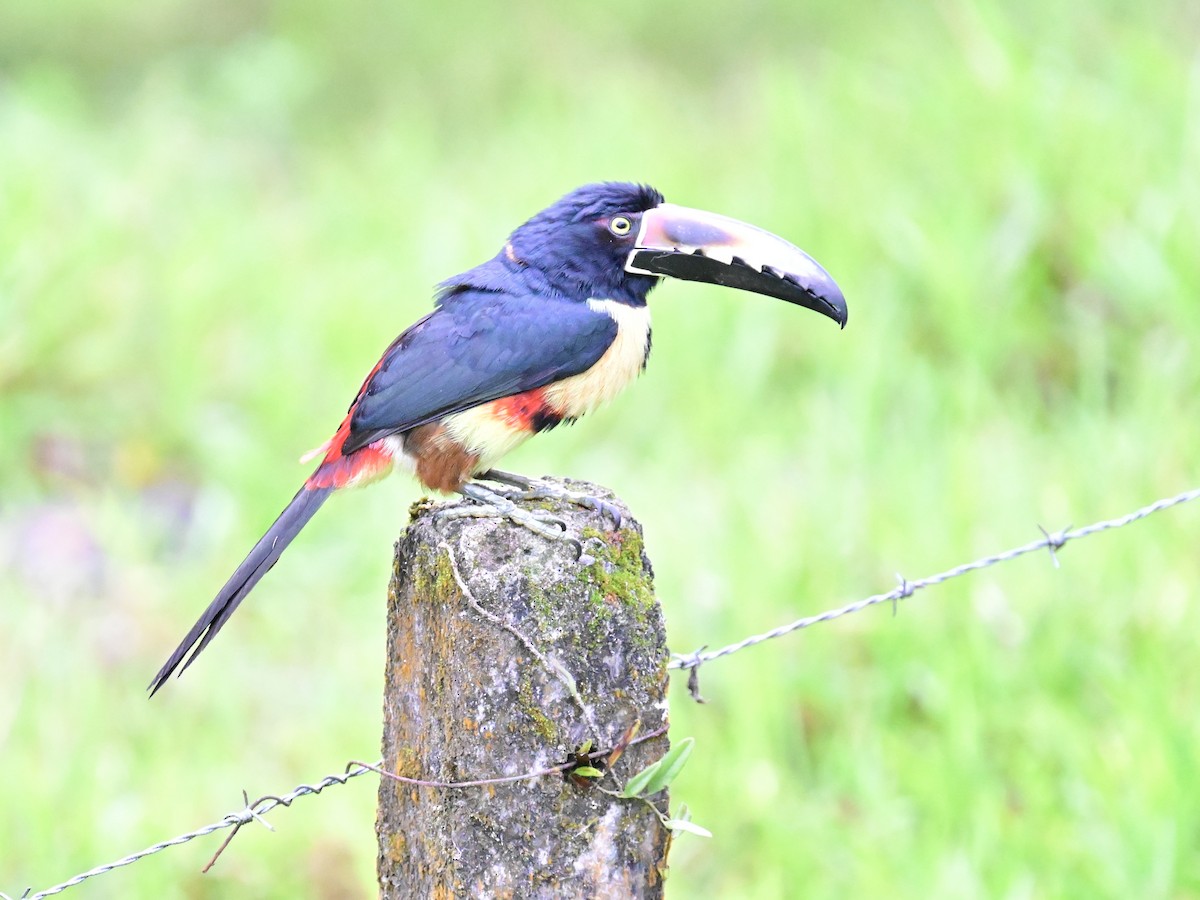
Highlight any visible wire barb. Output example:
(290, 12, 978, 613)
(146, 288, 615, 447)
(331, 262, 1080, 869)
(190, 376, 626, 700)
(892, 574, 914, 615)
(1037, 524, 1069, 568)
(680, 646, 708, 703)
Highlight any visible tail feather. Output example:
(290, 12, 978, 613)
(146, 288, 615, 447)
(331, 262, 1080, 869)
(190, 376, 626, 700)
(148, 484, 333, 696)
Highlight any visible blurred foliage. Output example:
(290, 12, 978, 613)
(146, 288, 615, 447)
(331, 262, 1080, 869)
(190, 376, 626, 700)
(3, 0, 1200, 897)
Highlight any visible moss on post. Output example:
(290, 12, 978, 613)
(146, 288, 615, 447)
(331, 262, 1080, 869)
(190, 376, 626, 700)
(377, 479, 671, 899)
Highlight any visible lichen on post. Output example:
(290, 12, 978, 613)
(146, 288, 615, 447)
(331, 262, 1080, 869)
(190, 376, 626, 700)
(376, 479, 672, 899)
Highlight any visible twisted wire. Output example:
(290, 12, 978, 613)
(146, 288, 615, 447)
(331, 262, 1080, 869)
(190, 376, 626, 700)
(3, 763, 377, 900)
(669, 486, 1200, 672)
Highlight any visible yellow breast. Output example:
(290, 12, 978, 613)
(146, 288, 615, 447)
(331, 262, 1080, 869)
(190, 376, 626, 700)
(544, 300, 651, 419)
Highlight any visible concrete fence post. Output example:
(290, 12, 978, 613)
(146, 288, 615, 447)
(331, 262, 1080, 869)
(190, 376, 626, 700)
(376, 479, 672, 899)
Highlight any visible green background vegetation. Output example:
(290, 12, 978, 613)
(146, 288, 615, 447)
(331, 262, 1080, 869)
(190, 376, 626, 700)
(3, 1, 1200, 896)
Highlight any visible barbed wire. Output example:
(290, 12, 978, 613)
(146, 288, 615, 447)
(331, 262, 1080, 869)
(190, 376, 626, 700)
(0, 763, 378, 900)
(5, 484, 1198, 899)
(669, 485, 1200, 686)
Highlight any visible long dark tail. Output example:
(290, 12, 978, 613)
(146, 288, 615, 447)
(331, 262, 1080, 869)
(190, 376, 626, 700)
(148, 484, 333, 696)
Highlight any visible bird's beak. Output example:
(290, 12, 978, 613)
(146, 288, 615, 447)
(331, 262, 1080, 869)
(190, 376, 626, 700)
(626, 203, 847, 328)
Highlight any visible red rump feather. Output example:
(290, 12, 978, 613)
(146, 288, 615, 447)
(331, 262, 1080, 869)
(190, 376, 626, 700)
(304, 415, 394, 490)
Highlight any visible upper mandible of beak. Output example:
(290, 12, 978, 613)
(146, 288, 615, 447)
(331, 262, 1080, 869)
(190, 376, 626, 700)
(625, 203, 847, 328)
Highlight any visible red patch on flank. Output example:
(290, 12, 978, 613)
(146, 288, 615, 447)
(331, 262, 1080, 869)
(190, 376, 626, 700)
(491, 388, 550, 430)
(305, 415, 393, 490)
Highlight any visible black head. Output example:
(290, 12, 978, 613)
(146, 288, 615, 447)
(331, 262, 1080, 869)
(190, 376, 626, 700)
(506, 182, 666, 306)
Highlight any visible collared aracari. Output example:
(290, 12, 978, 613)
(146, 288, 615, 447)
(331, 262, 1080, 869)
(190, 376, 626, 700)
(148, 182, 846, 695)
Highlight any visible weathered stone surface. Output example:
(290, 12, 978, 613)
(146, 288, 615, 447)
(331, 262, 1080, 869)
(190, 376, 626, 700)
(377, 479, 671, 899)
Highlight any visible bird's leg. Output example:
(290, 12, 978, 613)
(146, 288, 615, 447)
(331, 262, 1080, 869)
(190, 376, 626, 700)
(477, 469, 623, 529)
(436, 481, 593, 561)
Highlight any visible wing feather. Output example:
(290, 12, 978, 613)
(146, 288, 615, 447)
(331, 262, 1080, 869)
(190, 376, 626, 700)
(342, 291, 616, 454)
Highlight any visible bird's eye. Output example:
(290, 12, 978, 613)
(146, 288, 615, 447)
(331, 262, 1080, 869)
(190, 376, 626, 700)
(609, 216, 633, 237)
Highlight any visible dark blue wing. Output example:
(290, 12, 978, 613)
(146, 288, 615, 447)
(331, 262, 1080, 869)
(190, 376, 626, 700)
(343, 290, 617, 453)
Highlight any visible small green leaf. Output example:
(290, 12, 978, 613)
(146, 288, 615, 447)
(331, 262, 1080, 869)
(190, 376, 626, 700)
(665, 819, 712, 838)
(621, 758, 663, 797)
(571, 766, 604, 778)
(640, 737, 694, 795)
(621, 737, 696, 798)
(576, 739, 593, 755)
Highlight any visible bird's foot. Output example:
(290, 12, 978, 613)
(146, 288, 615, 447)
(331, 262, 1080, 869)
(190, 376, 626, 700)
(438, 481, 593, 562)
(477, 470, 623, 530)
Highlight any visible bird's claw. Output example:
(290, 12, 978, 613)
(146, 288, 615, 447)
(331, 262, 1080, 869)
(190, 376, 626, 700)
(569, 537, 594, 566)
(436, 501, 565, 542)
(446, 481, 590, 555)
(583, 496, 623, 530)
(477, 471, 623, 531)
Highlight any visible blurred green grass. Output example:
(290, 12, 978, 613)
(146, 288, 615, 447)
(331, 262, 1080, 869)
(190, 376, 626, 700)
(3, 0, 1200, 896)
